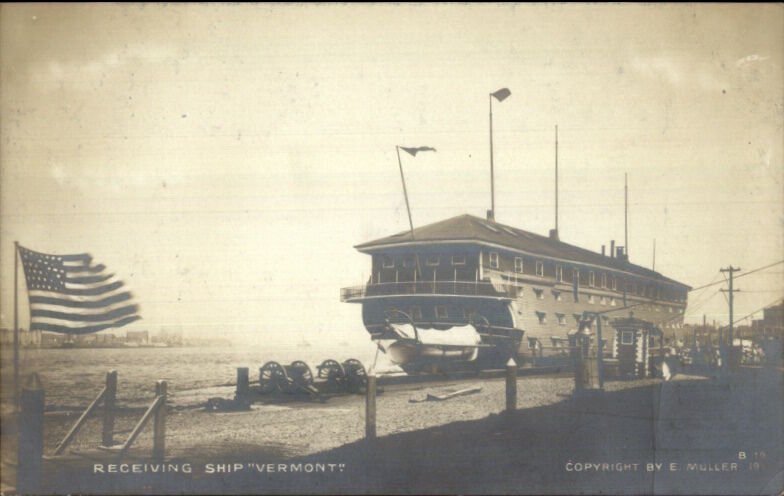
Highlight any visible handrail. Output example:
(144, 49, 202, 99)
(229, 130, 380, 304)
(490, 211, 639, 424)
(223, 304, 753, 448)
(341, 280, 518, 301)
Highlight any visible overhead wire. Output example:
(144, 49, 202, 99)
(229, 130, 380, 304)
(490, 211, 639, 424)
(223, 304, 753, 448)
(688, 260, 784, 292)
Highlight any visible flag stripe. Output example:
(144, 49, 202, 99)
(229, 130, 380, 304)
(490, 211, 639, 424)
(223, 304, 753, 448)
(64, 264, 106, 274)
(29, 292, 133, 309)
(30, 316, 141, 335)
(64, 276, 120, 290)
(31, 304, 139, 323)
(32, 314, 137, 328)
(65, 273, 114, 285)
(60, 280, 125, 296)
(61, 253, 91, 263)
(31, 299, 137, 316)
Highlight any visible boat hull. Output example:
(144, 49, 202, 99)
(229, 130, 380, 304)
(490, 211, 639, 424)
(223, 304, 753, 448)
(361, 295, 523, 371)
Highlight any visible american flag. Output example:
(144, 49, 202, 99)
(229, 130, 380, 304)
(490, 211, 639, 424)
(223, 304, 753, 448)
(18, 245, 141, 334)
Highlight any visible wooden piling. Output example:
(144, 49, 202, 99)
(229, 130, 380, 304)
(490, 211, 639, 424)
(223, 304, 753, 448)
(506, 358, 517, 412)
(18, 373, 44, 495)
(572, 338, 584, 392)
(365, 374, 376, 440)
(596, 318, 605, 388)
(236, 367, 249, 398)
(153, 380, 167, 461)
(102, 370, 118, 447)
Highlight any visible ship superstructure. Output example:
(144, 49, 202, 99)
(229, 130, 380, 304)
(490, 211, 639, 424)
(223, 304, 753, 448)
(341, 213, 690, 369)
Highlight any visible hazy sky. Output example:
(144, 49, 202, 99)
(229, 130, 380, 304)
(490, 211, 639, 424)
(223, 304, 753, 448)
(1, 4, 782, 345)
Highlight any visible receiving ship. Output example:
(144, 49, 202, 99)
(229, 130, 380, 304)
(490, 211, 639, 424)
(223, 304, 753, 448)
(341, 213, 691, 372)
(340, 91, 690, 372)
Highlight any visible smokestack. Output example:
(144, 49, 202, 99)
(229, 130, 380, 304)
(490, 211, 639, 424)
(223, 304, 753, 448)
(549, 229, 559, 241)
(486, 209, 495, 222)
(601, 245, 605, 256)
(611, 240, 615, 258)
(616, 246, 625, 260)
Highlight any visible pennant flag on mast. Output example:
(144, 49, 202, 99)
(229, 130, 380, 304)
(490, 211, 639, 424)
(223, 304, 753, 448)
(400, 146, 437, 157)
(491, 88, 511, 102)
(17, 245, 141, 334)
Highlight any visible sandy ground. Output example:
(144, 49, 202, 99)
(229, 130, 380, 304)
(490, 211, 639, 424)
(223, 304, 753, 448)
(37, 373, 666, 459)
(4, 368, 781, 494)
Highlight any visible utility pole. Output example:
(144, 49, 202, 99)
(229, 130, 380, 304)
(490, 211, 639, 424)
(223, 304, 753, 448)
(700, 314, 706, 347)
(720, 266, 741, 368)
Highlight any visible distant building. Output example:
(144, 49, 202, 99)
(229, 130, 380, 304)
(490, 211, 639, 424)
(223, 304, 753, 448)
(126, 330, 150, 344)
(152, 328, 183, 346)
(78, 334, 98, 345)
(752, 301, 784, 338)
(0, 328, 41, 347)
(41, 332, 66, 347)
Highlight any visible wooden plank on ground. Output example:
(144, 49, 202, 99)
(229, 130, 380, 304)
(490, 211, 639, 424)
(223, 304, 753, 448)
(409, 385, 482, 403)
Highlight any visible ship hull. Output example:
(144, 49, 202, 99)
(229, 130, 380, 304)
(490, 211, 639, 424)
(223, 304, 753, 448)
(361, 295, 523, 371)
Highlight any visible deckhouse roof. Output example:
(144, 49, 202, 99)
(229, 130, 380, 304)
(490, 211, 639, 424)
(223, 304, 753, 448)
(355, 214, 690, 289)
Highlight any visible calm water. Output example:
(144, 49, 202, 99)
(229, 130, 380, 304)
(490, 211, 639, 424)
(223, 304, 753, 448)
(1, 342, 391, 412)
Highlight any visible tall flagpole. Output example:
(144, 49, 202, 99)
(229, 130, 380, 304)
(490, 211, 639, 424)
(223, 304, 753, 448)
(396, 146, 415, 239)
(13, 241, 20, 411)
(489, 94, 495, 220)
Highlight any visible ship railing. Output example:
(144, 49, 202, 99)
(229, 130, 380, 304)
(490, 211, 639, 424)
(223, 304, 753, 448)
(340, 281, 519, 302)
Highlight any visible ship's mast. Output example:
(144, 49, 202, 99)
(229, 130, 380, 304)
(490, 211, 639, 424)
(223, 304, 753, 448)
(555, 124, 559, 235)
(488, 88, 510, 221)
(489, 94, 495, 220)
(395, 145, 415, 239)
(624, 172, 629, 258)
(652, 239, 656, 271)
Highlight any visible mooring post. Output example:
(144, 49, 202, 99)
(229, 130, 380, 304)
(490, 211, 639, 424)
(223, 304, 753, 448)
(596, 318, 604, 389)
(572, 335, 584, 393)
(365, 373, 377, 440)
(506, 358, 517, 413)
(102, 370, 118, 447)
(17, 373, 44, 495)
(236, 367, 249, 398)
(153, 380, 167, 461)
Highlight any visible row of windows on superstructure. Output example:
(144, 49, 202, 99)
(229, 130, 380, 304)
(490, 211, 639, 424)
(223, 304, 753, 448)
(389, 305, 681, 328)
(529, 287, 684, 313)
(376, 252, 686, 302)
(391, 305, 472, 321)
(390, 305, 577, 325)
(380, 254, 467, 269)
